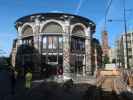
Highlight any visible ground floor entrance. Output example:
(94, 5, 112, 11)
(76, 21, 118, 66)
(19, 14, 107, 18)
(70, 54, 85, 76)
(40, 53, 63, 78)
(40, 53, 86, 78)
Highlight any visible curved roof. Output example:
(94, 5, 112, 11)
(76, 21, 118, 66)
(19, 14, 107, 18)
(15, 12, 96, 32)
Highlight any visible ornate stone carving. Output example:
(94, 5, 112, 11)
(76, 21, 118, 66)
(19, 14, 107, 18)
(63, 22, 71, 78)
(85, 27, 92, 75)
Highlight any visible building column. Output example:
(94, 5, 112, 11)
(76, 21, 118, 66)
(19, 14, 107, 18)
(85, 27, 92, 75)
(33, 18, 41, 72)
(17, 26, 22, 45)
(94, 47, 98, 76)
(63, 23, 71, 79)
(34, 18, 40, 50)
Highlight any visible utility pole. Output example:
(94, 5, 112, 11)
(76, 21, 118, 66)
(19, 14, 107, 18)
(123, 0, 129, 69)
(108, 0, 130, 69)
(104, 0, 113, 29)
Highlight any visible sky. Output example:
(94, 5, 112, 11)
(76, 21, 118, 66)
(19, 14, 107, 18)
(0, 0, 133, 56)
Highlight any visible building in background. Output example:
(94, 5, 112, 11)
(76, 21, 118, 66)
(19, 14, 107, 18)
(108, 48, 117, 63)
(116, 31, 133, 68)
(102, 30, 109, 57)
(101, 30, 109, 66)
(11, 13, 102, 79)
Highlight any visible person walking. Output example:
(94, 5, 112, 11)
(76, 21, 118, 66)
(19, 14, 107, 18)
(25, 69, 32, 89)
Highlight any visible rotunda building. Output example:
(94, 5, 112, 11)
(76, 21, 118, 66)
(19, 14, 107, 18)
(11, 13, 96, 78)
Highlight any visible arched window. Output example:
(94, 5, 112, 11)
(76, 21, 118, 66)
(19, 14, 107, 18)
(22, 25, 33, 37)
(71, 25, 85, 52)
(41, 22, 63, 33)
(41, 22, 63, 50)
(72, 25, 85, 36)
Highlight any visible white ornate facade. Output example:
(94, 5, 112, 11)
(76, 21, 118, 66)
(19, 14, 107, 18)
(11, 13, 96, 78)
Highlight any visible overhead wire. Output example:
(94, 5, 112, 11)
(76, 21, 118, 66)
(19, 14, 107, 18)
(104, 0, 113, 29)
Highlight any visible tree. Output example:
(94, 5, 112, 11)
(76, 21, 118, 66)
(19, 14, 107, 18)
(0, 57, 10, 69)
(103, 55, 110, 65)
(112, 59, 116, 63)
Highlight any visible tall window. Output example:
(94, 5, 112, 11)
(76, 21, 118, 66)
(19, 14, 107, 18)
(59, 36, 63, 49)
(42, 37, 47, 49)
(48, 36, 58, 49)
(71, 37, 85, 51)
(22, 37, 33, 46)
(53, 37, 58, 49)
(41, 22, 63, 50)
(42, 36, 63, 50)
(48, 36, 53, 49)
(71, 25, 85, 52)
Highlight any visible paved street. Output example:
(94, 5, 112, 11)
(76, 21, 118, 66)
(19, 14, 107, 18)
(11, 81, 90, 100)
(0, 69, 133, 100)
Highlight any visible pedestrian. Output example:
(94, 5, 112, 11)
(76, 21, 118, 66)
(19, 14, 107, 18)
(25, 69, 32, 89)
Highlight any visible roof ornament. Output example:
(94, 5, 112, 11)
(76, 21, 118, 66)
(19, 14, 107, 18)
(60, 15, 74, 26)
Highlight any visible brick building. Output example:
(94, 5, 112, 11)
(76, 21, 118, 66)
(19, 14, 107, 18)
(102, 30, 109, 57)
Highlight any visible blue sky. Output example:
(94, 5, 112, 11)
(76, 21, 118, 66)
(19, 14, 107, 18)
(0, 0, 133, 56)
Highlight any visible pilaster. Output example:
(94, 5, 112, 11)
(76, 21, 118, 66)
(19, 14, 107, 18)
(33, 18, 41, 72)
(33, 18, 40, 50)
(17, 26, 22, 45)
(83, 55, 86, 76)
(85, 27, 92, 75)
(63, 21, 71, 79)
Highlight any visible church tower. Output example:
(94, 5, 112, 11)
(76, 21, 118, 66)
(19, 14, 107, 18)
(102, 30, 109, 57)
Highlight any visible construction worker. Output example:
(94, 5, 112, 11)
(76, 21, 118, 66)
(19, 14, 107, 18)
(25, 69, 32, 89)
